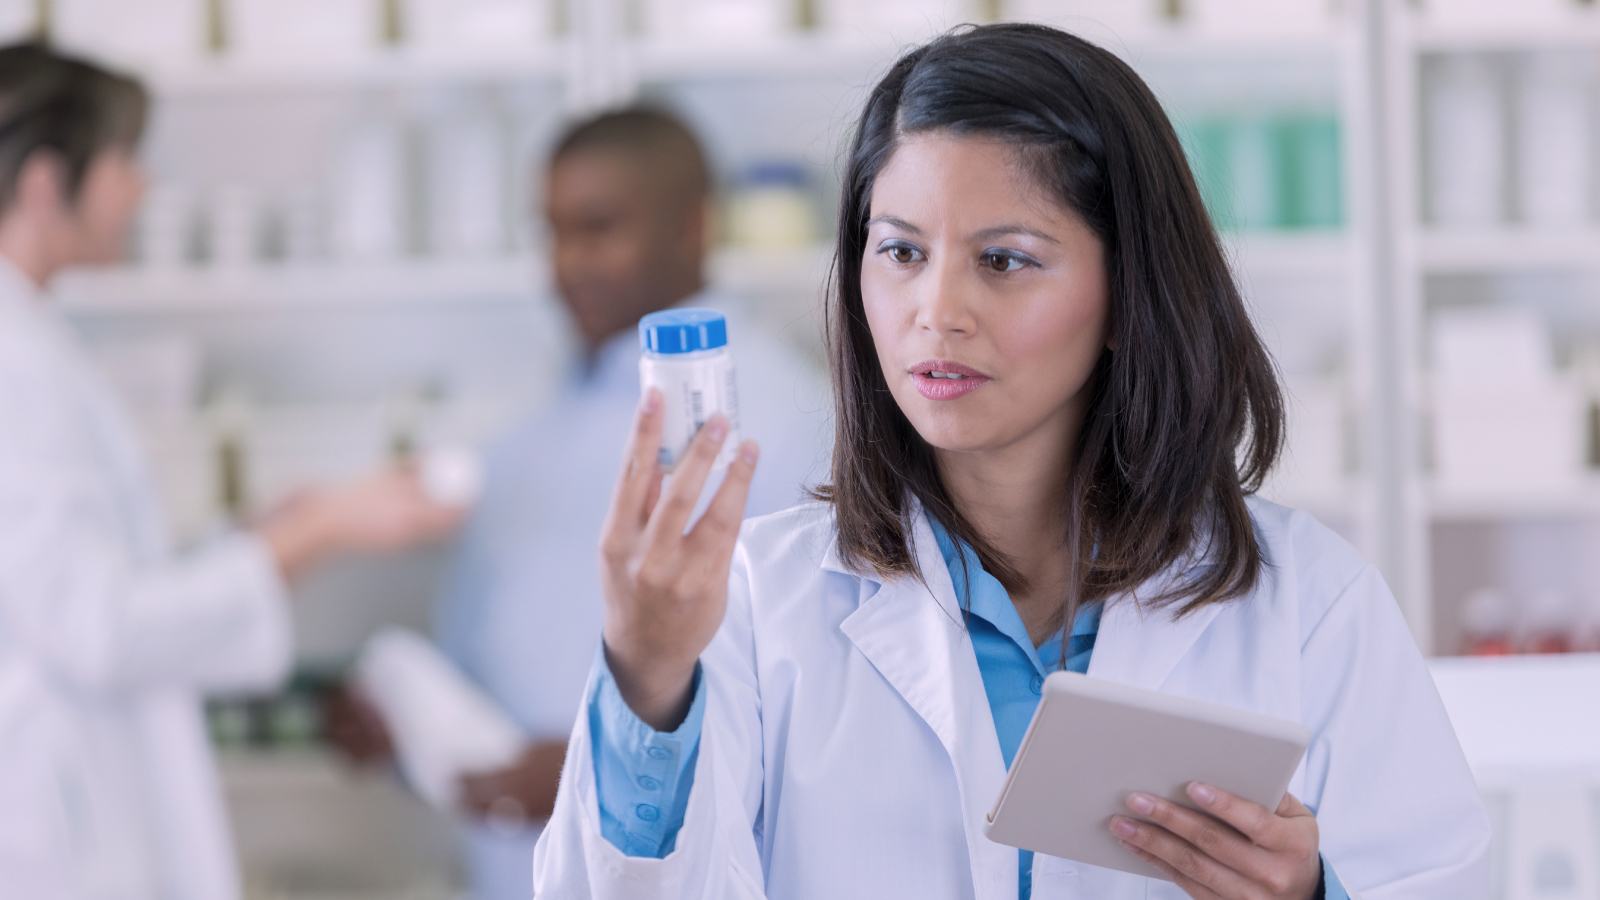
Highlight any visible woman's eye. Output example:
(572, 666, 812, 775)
(983, 252, 1027, 273)
(887, 245, 919, 264)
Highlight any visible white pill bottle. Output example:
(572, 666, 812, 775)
(638, 308, 740, 471)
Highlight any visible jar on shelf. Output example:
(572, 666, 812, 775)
(1460, 587, 1515, 656)
(1425, 54, 1508, 230)
(1512, 50, 1595, 229)
(727, 162, 819, 252)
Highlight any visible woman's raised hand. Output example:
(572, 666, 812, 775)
(599, 388, 760, 731)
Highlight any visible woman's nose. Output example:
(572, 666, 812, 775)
(914, 257, 976, 336)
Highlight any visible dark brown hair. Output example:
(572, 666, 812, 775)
(818, 23, 1284, 630)
(0, 42, 147, 214)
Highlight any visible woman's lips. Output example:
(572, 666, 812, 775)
(909, 360, 991, 401)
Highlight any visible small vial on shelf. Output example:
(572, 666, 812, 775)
(638, 309, 740, 472)
(1426, 54, 1507, 230)
(1523, 590, 1573, 655)
(1460, 587, 1514, 656)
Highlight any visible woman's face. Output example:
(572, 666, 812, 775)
(861, 132, 1109, 460)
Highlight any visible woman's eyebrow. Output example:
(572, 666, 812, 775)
(864, 214, 922, 234)
(972, 223, 1061, 244)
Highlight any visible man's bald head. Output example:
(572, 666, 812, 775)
(545, 108, 714, 349)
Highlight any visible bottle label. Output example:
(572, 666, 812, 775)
(640, 351, 740, 472)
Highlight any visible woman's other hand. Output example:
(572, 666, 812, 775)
(599, 388, 759, 732)
(459, 740, 568, 824)
(259, 464, 467, 581)
(1109, 783, 1321, 900)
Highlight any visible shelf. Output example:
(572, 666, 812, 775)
(142, 46, 567, 97)
(55, 245, 837, 318)
(1417, 229, 1600, 274)
(1226, 232, 1354, 276)
(1428, 480, 1600, 522)
(56, 256, 548, 316)
(631, 33, 892, 81)
(1406, 13, 1600, 53)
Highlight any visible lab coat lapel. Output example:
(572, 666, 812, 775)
(833, 509, 1018, 900)
(1087, 570, 1225, 692)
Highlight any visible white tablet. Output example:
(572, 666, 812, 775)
(983, 671, 1312, 880)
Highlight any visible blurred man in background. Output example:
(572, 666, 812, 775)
(327, 108, 830, 900)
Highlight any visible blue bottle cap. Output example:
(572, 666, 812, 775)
(638, 308, 728, 354)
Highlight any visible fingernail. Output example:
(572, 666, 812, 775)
(740, 441, 759, 465)
(706, 417, 728, 441)
(1110, 817, 1137, 838)
(1189, 782, 1217, 805)
(642, 389, 661, 414)
(1126, 793, 1155, 816)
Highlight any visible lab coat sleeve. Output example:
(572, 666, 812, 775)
(533, 538, 770, 899)
(0, 368, 291, 694)
(1299, 564, 1491, 899)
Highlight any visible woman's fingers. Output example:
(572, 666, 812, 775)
(604, 389, 666, 542)
(1122, 791, 1260, 875)
(1188, 783, 1311, 854)
(643, 414, 731, 544)
(1110, 814, 1251, 899)
(688, 440, 759, 564)
(1116, 839, 1227, 900)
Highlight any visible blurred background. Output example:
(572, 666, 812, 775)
(7, 0, 1600, 898)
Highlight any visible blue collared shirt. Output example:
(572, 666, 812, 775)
(586, 522, 1347, 900)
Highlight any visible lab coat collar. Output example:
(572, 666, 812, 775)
(835, 499, 1016, 900)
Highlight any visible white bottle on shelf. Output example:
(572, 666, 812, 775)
(1426, 54, 1507, 231)
(421, 90, 509, 258)
(327, 104, 410, 261)
(1513, 51, 1594, 230)
(53, 0, 207, 68)
(403, 0, 552, 57)
(209, 185, 264, 271)
(227, 0, 381, 63)
(645, 0, 791, 40)
(1005, 0, 1157, 39)
(138, 184, 197, 271)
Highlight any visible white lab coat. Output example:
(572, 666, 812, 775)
(533, 498, 1491, 899)
(0, 261, 291, 900)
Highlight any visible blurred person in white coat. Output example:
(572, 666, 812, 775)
(0, 44, 465, 900)
(533, 26, 1489, 900)
(323, 109, 830, 900)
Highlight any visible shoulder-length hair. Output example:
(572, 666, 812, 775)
(817, 23, 1284, 627)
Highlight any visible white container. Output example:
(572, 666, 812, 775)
(1513, 51, 1594, 229)
(209, 184, 263, 270)
(227, 0, 380, 62)
(638, 309, 741, 471)
(644, 0, 791, 40)
(355, 628, 523, 812)
(421, 92, 508, 258)
(327, 108, 409, 261)
(404, 0, 551, 56)
(138, 184, 197, 270)
(1427, 55, 1507, 230)
(1005, 0, 1157, 38)
(821, 0, 979, 40)
(1433, 378, 1584, 494)
(54, 0, 206, 67)
(728, 162, 817, 251)
(1185, 0, 1337, 39)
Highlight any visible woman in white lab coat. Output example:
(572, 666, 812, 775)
(534, 24, 1490, 900)
(0, 45, 463, 900)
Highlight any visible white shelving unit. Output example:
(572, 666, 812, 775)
(1384, 0, 1600, 658)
